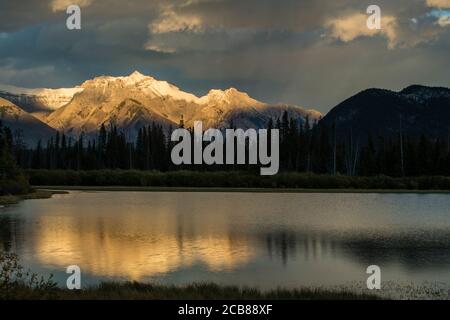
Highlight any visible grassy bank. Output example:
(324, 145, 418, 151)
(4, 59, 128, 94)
(27, 169, 450, 191)
(0, 252, 379, 300)
(3, 281, 380, 300)
(0, 189, 67, 205)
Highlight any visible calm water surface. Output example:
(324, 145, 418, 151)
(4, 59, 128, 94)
(1, 191, 450, 292)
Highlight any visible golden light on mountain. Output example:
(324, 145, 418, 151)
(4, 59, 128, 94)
(0, 71, 321, 144)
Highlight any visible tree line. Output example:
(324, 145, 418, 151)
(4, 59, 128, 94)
(10, 112, 450, 177)
(0, 123, 29, 195)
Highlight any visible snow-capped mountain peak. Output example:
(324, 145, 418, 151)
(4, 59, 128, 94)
(199, 87, 264, 108)
(80, 71, 199, 103)
(114, 70, 154, 86)
(127, 70, 148, 82)
(136, 78, 199, 103)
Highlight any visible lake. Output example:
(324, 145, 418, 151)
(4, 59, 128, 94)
(1, 191, 450, 296)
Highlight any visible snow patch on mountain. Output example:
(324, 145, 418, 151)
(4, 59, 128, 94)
(198, 88, 264, 108)
(0, 83, 84, 116)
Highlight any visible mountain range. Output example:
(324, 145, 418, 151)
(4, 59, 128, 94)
(0, 71, 449, 147)
(0, 71, 321, 145)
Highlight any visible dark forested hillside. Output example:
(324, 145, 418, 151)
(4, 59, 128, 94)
(320, 85, 450, 142)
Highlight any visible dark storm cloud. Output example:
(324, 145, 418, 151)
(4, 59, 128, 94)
(0, 0, 449, 113)
(0, 1, 55, 32)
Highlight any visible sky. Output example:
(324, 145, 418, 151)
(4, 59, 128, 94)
(0, 0, 449, 113)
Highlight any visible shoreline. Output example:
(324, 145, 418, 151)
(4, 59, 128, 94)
(27, 170, 450, 192)
(0, 190, 68, 206)
(1, 281, 380, 300)
(34, 185, 450, 194)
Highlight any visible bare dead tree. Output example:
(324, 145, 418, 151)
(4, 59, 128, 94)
(399, 114, 405, 176)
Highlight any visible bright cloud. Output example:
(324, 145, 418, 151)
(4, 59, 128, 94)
(428, 8, 450, 27)
(326, 13, 399, 49)
(150, 10, 204, 34)
(437, 15, 450, 26)
(51, 0, 94, 12)
(426, 0, 450, 8)
(146, 3, 209, 53)
(144, 44, 176, 54)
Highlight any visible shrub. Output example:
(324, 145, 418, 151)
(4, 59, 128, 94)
(0, 252, 56, 299)
(24, 169, 450, 190)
